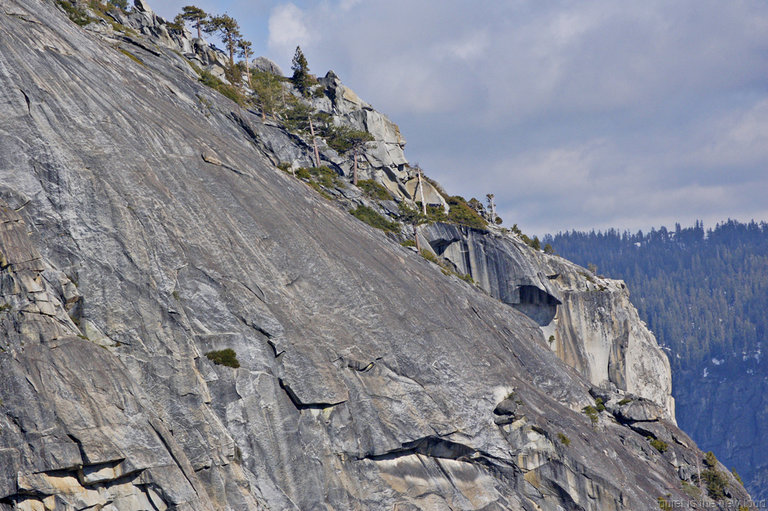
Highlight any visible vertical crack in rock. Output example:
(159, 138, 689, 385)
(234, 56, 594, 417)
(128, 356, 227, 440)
(18, 88, 31, 115)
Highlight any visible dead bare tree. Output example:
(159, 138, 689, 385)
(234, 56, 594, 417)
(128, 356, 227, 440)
(415, 165, 427, 216)
(348, 130, 373, 186)
(486, 193, 497, 222)
(308, 115, 320, 167)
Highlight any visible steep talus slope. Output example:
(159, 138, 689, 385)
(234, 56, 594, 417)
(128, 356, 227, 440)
(0, 0, 752, 508)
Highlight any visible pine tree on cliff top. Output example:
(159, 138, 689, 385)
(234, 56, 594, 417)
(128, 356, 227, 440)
(205, 14, 241, 66)
(237, 39, 253, 86)
(291, 46, 313, 96)
(179, 5, 208, 39)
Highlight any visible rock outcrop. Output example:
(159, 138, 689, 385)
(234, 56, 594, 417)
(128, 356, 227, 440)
(312, 71, 411, 187)
(0, 0, 751, 509)
(419, 224, 675, 420)
(251, 56, 283, 76)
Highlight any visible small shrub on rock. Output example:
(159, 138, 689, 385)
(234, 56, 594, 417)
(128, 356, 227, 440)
(446, 196, 487, 230)
(582, 405, 599, 425)
(308, 166, 339, 188)
(57, 0, 93, 26)
(458, 273, 474, 284)
(420, 249, 440, 264)
(206, 348, 240, 368)
(357, 179, 390, 200)
(647, 436, 668, 453)
(350, 206, 399, 232)
(701, 468, 728, 500)
(198, 70, 245, 105)
(594, 397, 606, 412)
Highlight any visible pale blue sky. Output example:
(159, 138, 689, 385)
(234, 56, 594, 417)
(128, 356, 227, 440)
(151, 0, 768, 235)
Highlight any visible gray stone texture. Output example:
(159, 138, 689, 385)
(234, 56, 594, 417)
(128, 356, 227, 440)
(419, 223, 675, 420)
(0, 0, 752, 508)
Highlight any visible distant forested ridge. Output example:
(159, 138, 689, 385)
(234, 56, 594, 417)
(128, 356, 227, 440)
(545, 219, 768, 498)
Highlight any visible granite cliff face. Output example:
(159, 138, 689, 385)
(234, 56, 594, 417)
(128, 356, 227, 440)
(0, 0, 752, 508)
(419, 224, 675, 420)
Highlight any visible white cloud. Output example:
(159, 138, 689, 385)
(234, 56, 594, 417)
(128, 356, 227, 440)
(704, 99, 768, 167)
(152, 0, 768, 233)
(440, 31, 489, 61)
(267, 3, 310, 61)
(338, 0, 361, 11)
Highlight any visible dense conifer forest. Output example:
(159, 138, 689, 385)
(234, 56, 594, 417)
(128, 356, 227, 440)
(545, 219, 768, 497)
(545, 220, 768, 368)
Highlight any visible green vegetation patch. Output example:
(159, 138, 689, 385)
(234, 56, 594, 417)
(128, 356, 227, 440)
(409, 199, 487, 231)
(292, 167, 341, 199)
(198, 70, 245, 105)
(57, 0, 94, 26)
(357, 179, 391, 200)
(324, 125, 374, 154)
(397, 202, 427, 225)
(458, 272, 474, 284)
(693, 452, 728, 500)
(420, 249, 441, 264)
(186, 59, 203, 75)
(557, 433, 571, 446)
(582, 405, 599, 425)
(681, 481, 702, 499)
(419, 249, 475, 284)
(88, 0, 127, 26)
(118, 48, 145, 66)
(594, 397, 606, 412)
(350, 206, 399, 232)
(700, 469, 728, 500)
(520, 234, 541, 250)
(205, 348, 240, 368)
(647, 436, 668, 453)
(218, 84, 243, 104)
(446, 196, 487, 230)
(308, 181, 333, 200)
(199, 69, 222, 88)
(307, 166, 340, 188)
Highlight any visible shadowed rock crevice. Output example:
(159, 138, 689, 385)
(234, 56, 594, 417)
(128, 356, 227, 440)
(278, 378, 347, 411)
(515, 284, 561, 326)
